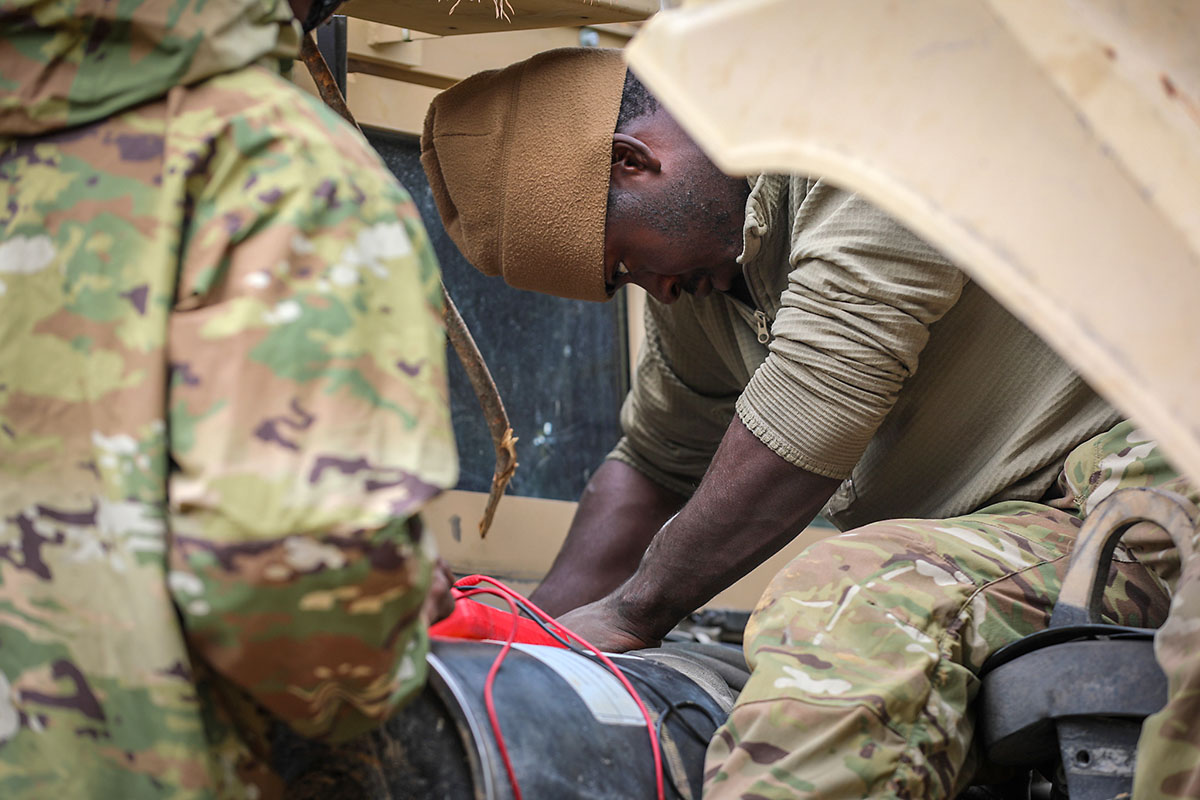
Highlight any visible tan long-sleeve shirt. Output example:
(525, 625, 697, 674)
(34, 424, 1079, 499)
(610, 175, 1119, 530)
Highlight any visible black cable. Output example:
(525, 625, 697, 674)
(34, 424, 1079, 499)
(448, 585, 725, 745)
(510, 597, 579, 651)
(640, 685, 719, 745)
(655, 711, 688, 800)
(651, 700, 723, 799)
(598, 663, 721, 799)
(450, 583, 581, 652)
(450, 584, 706, 796)
(448, 582, 671, 798)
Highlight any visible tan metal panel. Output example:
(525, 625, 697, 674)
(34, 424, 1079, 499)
(343, 18, 635, 91)
(340, 0, 657, 36)
(986, 0, 1200, 268)
(345, 72, 441, 133)
(626, 0, 1200, 483)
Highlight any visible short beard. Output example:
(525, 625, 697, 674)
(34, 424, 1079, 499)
(606, 166, 748, 242)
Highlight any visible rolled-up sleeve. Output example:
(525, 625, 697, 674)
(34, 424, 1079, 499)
(737, 183, 966, 479)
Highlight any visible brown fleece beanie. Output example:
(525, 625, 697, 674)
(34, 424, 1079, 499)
(420, 47, 627, 302)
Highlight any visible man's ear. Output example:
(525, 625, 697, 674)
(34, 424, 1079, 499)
(612, 133, 661, 176)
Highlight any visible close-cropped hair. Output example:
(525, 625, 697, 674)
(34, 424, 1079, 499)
(615, 69, 660, 130)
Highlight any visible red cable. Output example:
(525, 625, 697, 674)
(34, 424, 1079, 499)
(455, 587, 526, 800)
(453, 575, 665, 800)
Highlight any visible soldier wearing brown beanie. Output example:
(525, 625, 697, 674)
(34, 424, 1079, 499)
(421, 48, 1185, 799)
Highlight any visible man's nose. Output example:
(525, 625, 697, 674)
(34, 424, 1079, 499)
(646, 274, 681, 304)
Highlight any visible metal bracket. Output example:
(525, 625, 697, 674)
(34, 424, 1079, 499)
(1051, 488, 1198, 628)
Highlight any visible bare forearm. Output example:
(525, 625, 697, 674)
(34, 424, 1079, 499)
(611, 418, 839, 639)
(529, 459, 685, 616)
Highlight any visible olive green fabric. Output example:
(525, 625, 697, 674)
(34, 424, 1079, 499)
(610, 174, 1120, 530)
(0, 0, 458, 796)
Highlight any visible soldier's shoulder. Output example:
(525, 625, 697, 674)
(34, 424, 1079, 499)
(177, 63, 402, 196)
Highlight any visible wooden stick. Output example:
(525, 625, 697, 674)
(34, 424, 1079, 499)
(299, 36, 356, 126)
(440, 290, 519, 538)
(300, 33, 518, 538)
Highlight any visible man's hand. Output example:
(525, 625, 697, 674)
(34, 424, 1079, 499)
(421, 557, 457, 626)
(556, 596, 661, 654)
(530, 460, 685, 617)
(554, 420, 841, 647)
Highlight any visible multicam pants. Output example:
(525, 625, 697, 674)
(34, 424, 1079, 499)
(704, 422, 1200, 799)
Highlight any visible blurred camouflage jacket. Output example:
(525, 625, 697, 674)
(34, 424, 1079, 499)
(0, 0, 458, 796)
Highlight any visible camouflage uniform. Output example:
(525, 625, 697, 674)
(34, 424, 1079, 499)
(1135, 479, 1200, 799)
(705, 422, 1198, 799)
(0, 0, 458, 796)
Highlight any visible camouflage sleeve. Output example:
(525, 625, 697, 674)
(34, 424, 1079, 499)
(164, 68, 458, 742)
